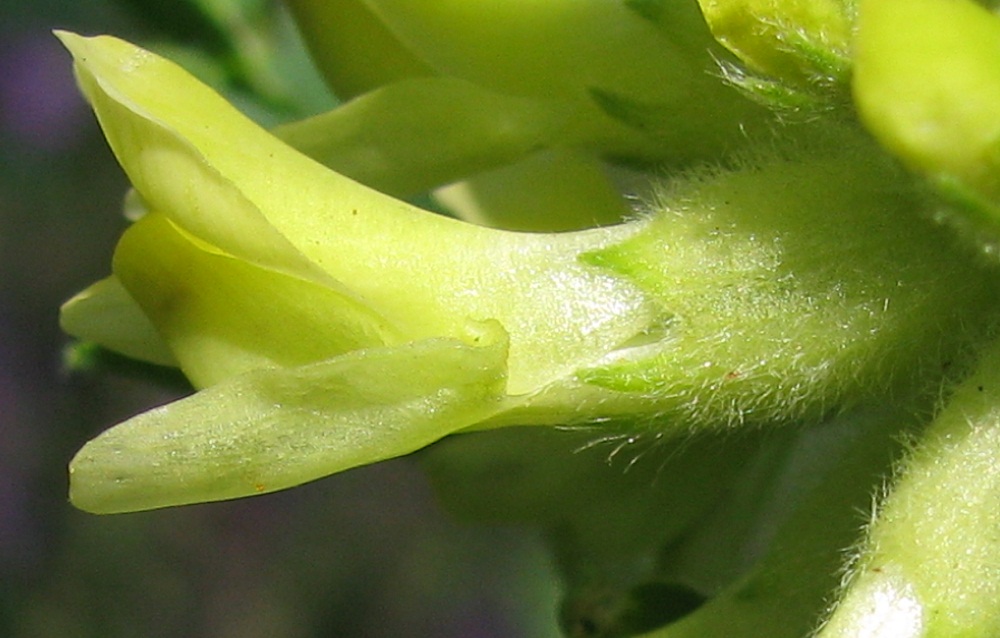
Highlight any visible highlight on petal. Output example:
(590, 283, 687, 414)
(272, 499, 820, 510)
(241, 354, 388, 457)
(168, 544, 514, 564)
(69, 321, 509, 514)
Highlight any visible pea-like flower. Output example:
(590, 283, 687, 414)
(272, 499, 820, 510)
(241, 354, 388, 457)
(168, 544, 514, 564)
(57, 0, 1000, 634)
(61, 28, 993, 511)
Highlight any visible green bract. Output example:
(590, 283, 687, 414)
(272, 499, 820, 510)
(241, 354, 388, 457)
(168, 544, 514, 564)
(693, 0, 854, 114)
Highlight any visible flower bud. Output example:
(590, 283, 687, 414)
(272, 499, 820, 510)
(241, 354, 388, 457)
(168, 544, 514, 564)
(59, 33, 1000, 514)
(854, 0, 1000, 230)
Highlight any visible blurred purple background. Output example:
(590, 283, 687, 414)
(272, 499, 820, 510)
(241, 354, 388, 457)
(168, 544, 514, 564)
(0, 2, 560, 635)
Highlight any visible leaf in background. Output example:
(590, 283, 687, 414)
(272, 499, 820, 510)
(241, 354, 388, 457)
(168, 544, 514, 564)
(639, 405, 914, 637)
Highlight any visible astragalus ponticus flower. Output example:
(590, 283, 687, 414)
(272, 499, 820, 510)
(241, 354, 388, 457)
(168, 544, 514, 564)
(59, 0, 1000, 634)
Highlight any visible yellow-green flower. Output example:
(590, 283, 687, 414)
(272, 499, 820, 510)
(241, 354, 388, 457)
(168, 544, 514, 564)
(56, 1, 1000, 635)
(60, 30, 996, 517)
(278, 0, 781, 230)
(57, 31, 648, 512)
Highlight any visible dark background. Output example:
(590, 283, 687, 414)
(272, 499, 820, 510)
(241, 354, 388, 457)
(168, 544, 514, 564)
(0, 1, 561, 635)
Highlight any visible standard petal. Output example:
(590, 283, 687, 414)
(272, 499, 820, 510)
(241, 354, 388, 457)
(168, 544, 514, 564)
(57, 31, 330, 285)
(56, 29, 463, 277)
(69, 322, 508, 513)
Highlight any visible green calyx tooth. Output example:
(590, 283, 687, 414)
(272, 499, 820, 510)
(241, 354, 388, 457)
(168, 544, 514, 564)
(578, 135, 1000, 429)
